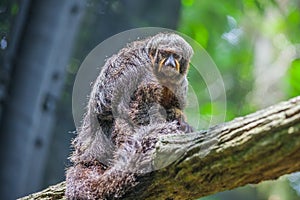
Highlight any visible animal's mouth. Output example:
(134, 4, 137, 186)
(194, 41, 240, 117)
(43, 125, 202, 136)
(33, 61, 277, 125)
(155, 57, 183, 85)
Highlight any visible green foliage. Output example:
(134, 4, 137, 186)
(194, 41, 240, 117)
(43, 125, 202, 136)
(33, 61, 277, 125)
(178, 0, 254, 121)
(178, 0, 300, 199)
(179, 0, 300, 119)
(286, 6, 300, 43)
(288, 59, 300, 97)
(10, 2, 19, 15)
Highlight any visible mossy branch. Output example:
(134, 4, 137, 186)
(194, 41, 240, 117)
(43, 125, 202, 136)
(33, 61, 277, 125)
(19, 96, 300, 200)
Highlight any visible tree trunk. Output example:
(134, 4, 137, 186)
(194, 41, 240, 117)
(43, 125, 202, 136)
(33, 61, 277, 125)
(19, 95, 300, 200)
(0, 0, 85, 199)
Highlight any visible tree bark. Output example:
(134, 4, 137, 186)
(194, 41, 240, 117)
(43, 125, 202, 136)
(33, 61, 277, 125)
(19, 96, 300, 200)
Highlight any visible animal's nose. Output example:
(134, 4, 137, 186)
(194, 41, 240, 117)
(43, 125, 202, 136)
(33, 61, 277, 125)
(164, 54, 176, 68)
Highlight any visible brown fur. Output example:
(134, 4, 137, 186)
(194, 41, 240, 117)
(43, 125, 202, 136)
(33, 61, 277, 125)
(65, 33, 194, 199)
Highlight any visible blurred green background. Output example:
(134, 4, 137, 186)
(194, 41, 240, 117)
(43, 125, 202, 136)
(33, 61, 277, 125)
(180, 0, 300, 121)
(0, 0, 300, 199)
(178, 1, 300, 199)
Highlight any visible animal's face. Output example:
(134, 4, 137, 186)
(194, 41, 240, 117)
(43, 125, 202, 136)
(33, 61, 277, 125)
(146, 33, 193, 84)
(150, 49, 189, 79)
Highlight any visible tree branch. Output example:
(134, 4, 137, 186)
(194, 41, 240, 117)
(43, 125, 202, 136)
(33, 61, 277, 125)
(19, 96, 300, 200)
(18, 181, 66, 200)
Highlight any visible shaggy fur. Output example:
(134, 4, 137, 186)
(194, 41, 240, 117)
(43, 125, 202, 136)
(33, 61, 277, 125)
(65, 33, 194, 199)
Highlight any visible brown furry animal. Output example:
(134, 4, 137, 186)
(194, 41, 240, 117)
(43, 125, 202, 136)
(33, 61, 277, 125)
(66, 33, 194, 199)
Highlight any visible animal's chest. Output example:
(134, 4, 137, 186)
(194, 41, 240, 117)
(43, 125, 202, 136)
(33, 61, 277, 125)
(160, 86, 180, 109)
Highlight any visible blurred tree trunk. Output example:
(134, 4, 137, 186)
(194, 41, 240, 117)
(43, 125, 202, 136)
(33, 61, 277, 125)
(0, 0, 85, 199)
(0, 0, 31, 123)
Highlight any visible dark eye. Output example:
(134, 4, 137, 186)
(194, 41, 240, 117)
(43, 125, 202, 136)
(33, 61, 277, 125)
(149, 49, 156, 57)
(160, 51, 168, 58)
(173, 54, 182, 60)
